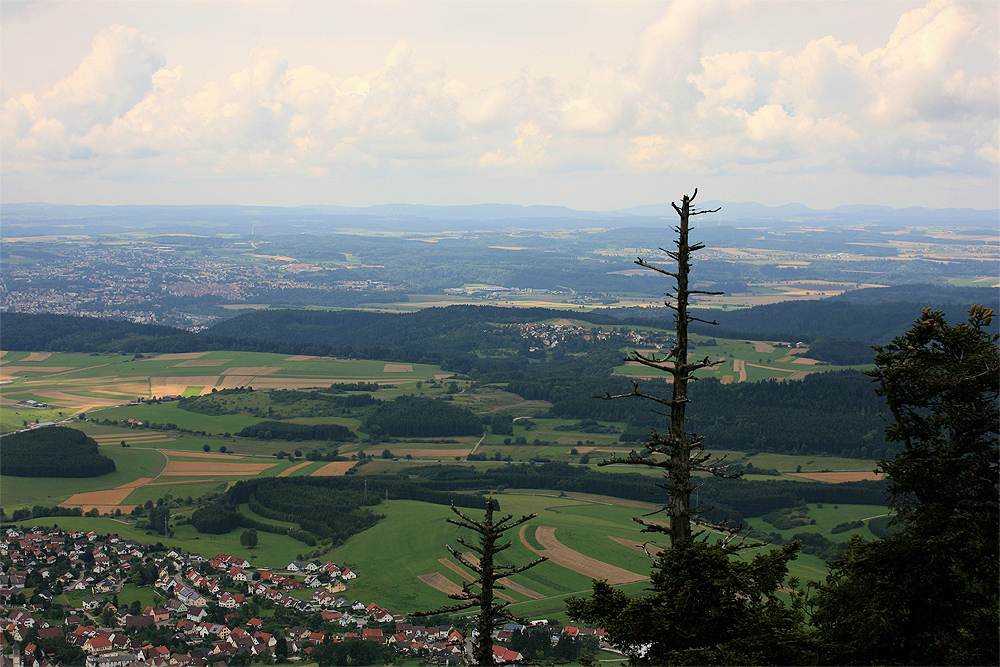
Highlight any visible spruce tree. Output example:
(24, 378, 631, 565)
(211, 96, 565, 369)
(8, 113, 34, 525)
(813, 305, 999, 665)
(415, 498, 545, 666)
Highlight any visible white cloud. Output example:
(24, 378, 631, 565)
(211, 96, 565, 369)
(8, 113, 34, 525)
(0, 1, 996, 207)
(38, 24, 165, 134)
(866, 0, 998, 122)
(478, 122, 551, 168)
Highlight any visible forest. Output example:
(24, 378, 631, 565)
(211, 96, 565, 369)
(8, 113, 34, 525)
(0, 426, 116, 478)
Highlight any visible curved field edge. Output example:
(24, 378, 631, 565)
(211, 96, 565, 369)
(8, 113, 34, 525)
(0, 446, 166, 507)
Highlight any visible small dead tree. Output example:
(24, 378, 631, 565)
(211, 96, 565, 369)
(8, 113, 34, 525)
(415, 498, 546, 666)
(600, 189, 746, 550)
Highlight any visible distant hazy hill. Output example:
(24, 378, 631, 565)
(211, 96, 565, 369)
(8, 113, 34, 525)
(609, 285, 999, 344)
(3, 201, 996, 233)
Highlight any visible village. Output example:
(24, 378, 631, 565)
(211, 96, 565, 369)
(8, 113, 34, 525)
(0, 527, 607, 667)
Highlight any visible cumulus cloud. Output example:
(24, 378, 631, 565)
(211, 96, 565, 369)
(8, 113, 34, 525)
(40, 24, 165, 134)
(1, 0, 996, 205)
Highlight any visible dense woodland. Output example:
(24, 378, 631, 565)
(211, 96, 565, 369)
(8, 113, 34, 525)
(238, 421, 357, 442)
(0, 427, 115, 478)
(363, 395, 483, 438)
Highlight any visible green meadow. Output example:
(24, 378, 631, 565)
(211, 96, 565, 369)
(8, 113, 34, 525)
(746, 503, 890, 545)
(94, 401, 260, 434)
(612, 335, 871, 382)
(12, 515, 310, 569)
(0, 445, 166, 508)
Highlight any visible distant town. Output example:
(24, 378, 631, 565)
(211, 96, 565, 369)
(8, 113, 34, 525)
(0, 527, 606, 667)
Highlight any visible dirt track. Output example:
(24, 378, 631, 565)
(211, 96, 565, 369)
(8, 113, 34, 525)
(608, 536, 664, 558)
(418, 573, 464, 596)
(437, 558, 515, 602)
(462, 552, 544, 599)
(521, 526, 646, 585)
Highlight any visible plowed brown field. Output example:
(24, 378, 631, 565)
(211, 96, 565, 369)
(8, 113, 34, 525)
(163, 450, 246, 459)
(608, 536, 663, 558)
(310, 461, 356, 476)
(61, 488, 133, 508)
(522, 526, 646, 585)
(462, 552, 543, 599)
(163, 460, 277, 475)
(277, 462, 312, 477)
(437, 558, 514, 602)
(418, 573, 463, 596)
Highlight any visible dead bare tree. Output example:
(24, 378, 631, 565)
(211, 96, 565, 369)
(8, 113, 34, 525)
(599, 189, 749, 550)
(414, 498, 546, 666)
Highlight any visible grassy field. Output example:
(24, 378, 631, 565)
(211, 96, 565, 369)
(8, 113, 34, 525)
(10, 491, 885, 620)
(0, 351, 448, 431)
(746, 503, 890, 544)
(612, 335, 871, 382)
(0, 445, 166, 507)
(11, 515, 311, 569)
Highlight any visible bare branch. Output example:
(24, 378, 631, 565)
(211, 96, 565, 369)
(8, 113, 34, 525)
(689, 206, 722, 216)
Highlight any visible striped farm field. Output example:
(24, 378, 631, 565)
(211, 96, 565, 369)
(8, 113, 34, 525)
(160, 449, 247, 459)
(310, 461, 356, 476)
(277, 461, 312, 477)
(162, 460, 278, 475)
(0, 351, 448, 425)
(523, 526, 647, 585)
(0, 445, 166, 508)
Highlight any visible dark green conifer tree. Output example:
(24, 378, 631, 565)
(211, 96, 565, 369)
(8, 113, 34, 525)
(812, 305, 999, 666)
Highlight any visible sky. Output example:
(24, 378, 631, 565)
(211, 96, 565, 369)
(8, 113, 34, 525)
(1, 0, 998, 210)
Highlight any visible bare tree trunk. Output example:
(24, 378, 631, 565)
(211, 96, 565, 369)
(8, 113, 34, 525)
(598, 190, 750, 550)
